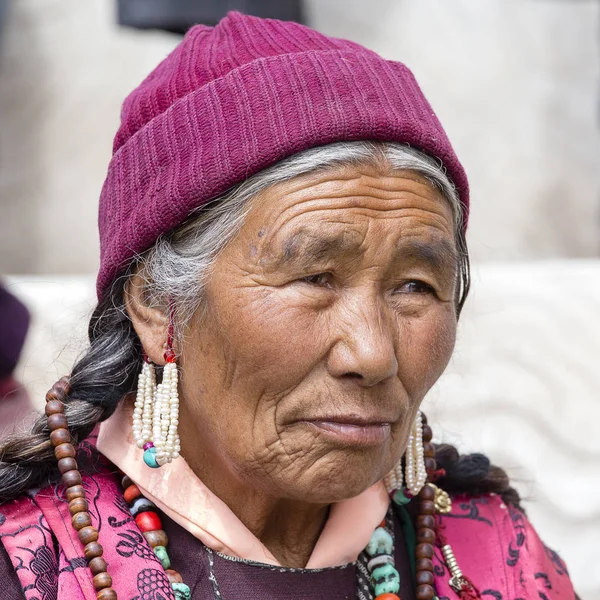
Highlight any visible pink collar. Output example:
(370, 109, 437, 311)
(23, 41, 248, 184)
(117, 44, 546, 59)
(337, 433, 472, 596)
(97, 399, 389, 568)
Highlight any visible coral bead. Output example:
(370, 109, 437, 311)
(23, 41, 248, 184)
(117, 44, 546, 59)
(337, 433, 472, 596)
(375, 595, 401, 600)
(124, 484, 142, 504)
(135, 511, 162, 532)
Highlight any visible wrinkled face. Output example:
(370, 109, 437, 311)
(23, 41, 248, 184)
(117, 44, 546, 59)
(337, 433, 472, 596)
(178, 162, 459, 503)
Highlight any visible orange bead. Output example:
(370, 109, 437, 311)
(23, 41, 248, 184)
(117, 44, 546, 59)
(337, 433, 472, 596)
(375, 594, 401, 600)
(124, 484, 142, 504)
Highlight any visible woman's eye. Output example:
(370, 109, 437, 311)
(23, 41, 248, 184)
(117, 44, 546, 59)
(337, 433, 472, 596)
(299, 273, 332, 287)
(397, 280, 434, 294)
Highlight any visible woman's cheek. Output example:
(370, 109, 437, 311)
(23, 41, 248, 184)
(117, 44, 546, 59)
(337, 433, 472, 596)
(397, 305, 457, 398)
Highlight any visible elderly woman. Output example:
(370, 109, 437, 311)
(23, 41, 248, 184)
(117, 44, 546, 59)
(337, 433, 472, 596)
(0, 12, 576, 600)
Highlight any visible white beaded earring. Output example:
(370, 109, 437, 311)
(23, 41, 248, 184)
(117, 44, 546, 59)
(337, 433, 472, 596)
(132, 324, 181, 468)
(404, 410, 427, 496)
(383, 410, 427, 496)
(132, 355, 156, 451)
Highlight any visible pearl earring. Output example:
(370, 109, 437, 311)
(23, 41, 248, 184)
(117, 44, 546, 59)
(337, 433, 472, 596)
(404, 410, 427, 496)
(132, 346, 181, 468)
(383, 410, 427, 496)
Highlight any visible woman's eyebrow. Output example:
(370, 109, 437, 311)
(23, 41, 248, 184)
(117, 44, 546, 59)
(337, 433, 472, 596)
(262, 231, 458, 276)
(393, 238, 459, 276)
(262, 231, 356, 268)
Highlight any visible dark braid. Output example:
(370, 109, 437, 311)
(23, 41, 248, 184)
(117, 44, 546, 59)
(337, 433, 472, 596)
(434, 443, 524, 512)
(0, 283, 141, 502)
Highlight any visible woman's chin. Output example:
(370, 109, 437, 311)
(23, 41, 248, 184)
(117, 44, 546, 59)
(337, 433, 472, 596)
(273, 457, 390, 505)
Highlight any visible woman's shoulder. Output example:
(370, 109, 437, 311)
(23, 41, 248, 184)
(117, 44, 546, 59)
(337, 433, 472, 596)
(436, 491, 575, 598)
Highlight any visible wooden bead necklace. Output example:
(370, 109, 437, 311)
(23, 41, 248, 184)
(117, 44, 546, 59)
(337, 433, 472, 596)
(45, 377, 117, 600)
(45, 377, 474, 600)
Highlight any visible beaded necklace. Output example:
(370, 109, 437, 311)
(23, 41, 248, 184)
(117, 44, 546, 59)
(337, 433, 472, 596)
(45, 376, 477, 600)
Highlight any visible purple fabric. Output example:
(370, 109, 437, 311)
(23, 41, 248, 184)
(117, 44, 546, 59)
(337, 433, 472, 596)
(0, 285, 30, 380)
(97, 11, 469, 298)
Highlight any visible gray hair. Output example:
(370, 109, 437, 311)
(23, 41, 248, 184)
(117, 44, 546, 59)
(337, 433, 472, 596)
(0, 141, 469, 500)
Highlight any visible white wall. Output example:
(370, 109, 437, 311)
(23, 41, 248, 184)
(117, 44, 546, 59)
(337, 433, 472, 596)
(1, 0, 599, 273)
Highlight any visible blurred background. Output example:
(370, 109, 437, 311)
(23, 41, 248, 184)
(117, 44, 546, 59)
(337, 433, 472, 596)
(0, 0, 599, 597)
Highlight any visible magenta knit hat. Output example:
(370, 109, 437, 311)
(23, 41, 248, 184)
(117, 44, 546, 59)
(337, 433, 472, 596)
(97, 11, 469, 298)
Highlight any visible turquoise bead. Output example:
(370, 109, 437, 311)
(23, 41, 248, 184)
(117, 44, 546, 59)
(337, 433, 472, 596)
(393, 488, 411, 506)
(171, 582, 191, 599)
(372, 562, 401, 595)
(143, 447, 160, 468)
(153, 545, 171, 569)
(366, 527, 393, 556)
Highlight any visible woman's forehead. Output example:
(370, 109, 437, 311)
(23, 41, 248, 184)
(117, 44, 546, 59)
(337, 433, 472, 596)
(243, 163, 455, 235)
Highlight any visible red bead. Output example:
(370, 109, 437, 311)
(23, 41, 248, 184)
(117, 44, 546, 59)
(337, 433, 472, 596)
(375, 595, 401, 600)
(124, 484, 142, 504)
(135, 511, 162, 532)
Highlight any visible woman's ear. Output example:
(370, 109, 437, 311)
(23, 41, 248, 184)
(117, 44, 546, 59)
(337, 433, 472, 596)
(124, 272, 170, 365)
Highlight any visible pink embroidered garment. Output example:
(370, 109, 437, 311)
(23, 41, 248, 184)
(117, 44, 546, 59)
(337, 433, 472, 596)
(0, 437, 576, 599)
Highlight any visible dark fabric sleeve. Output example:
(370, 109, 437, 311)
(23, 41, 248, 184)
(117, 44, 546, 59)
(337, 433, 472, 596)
(0, 542, 26, 599)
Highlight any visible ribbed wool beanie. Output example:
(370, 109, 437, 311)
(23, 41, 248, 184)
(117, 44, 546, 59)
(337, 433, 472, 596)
(97, 11, 469, 299)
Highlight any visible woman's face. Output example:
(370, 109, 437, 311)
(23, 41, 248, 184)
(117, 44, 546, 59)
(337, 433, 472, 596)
(178, 162, 459, 503)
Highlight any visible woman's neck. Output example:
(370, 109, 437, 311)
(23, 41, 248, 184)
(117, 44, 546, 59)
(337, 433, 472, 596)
(182, 444, 329, 568)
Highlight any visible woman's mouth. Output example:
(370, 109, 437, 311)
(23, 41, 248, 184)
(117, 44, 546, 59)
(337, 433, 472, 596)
(302, 418, 392, 446)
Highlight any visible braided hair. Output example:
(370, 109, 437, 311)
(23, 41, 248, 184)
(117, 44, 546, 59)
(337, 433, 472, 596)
(0, 285, 140, 500)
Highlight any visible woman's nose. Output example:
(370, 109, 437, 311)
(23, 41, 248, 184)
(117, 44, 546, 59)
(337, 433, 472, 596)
(326, 299, 398, 387)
